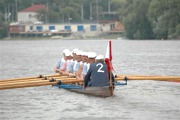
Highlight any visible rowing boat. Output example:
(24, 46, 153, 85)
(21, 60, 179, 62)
(54, 81, 127, 97)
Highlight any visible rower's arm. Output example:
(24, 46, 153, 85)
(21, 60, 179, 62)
(84, 68, 91, 87)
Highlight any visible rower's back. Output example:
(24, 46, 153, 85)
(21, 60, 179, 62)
(84, 55, 111, 87)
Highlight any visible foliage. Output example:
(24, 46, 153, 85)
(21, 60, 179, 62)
(176, 24, 180, 34)
(112, 0, 153, 39)
(111, 0, 180, 39)
(0, 24, 7, 39)
(147, 0, 180, 39)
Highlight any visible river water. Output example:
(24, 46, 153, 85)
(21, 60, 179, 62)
(0, 39, 180, 120)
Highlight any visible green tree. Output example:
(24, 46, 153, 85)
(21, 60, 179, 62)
(113, 0, 154, 39)
(57, 0, 82, 22)
(176, 24, 180, 37)
(148, 0, 180, 39)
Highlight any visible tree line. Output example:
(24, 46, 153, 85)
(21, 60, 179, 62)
(114, 0, 180, 39)
(0, 0, 179, 39)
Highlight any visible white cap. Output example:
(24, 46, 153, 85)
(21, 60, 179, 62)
(63, 49, 70, 54)
(81, 52, 88, 56)
(95, 55, 104, 60)
(76, 51, 83, 56)
(72, 48, 79, 53)
(88, 52, 97, 58)
(65, 51, 72, 56)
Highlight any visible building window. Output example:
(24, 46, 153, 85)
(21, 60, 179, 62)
(64, 26, 71, 31)
(36, 26, 43, 31)
(110, 24, 115, 30)
(49, 26, 55, 30)
(30, 26, 33, 30)
(90, 25, 97, 31)
(77, 25, 84, 31)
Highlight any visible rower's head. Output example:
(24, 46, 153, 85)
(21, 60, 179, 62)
(95, 55, 104, 63)
(72, 48, 78, 59)
(76, 50, 83, 62)
(65, 51, 73, 60)
(88, 52, 97, 63)
(81, 52, 88, 63)
(63, 49, 70, 60)
(72, 48, 79, 60)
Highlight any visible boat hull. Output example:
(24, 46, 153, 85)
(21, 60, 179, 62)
(56, 84, 112, 97)
(54, 81, 127, 97)
(69, 86, 112, 97)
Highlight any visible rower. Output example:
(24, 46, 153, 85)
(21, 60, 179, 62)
(59, 49, 70, 74)
(84, 55, 113, 88)
(67, 49, 79, 77)
(54, 49, 69, 73)
(72, 48, 79, 57)
(73, 50, 83, 78)
(81, 52, 96, 78)
(76, 52, 88, 79)
(63, 51, 74, 75)
(87, 52, 97, 71)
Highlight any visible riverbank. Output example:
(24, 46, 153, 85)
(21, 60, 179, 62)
(0, 34, 179, 41)
(0, 34, 127, 41)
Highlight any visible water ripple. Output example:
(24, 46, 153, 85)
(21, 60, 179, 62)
(0, 39, 180, 120)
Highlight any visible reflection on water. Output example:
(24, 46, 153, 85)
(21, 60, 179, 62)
(0, 39, 180, 120)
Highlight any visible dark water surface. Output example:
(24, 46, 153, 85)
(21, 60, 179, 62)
(0, 39, 180, 120)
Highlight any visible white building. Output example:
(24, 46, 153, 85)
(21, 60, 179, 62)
(18, 4, 47, 24)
